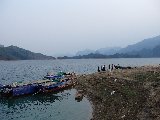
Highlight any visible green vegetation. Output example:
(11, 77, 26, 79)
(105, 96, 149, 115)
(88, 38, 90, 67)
(0, 45, 55, 60)
(57, 53, 140, 59)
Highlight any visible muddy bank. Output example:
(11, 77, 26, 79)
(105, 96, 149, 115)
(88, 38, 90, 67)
(75, 66, 160, 120)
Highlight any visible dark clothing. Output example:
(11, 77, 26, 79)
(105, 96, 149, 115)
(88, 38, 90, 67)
(111, 64, 114, 70)
(102, 65, 106, 71)
(103, 65, 106, 71)
(109, 64, 110, 70)
(98, 66, 100, 72)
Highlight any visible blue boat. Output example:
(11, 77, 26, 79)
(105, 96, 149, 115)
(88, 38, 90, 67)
(12, 84, 39, 97)
(0, 80, 50, 97)
(0, 72, 75, 97)
(39, 78, 73, 93)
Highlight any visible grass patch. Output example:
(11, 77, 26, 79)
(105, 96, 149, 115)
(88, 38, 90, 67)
(121, 86, 137, 97)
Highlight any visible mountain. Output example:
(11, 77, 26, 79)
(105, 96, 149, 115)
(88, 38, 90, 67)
(0, 45, 55, 60)
(116, 35, 160, 57)
(152, 45, 160, 57)
(59, 35, 160, 59)
(130, 44, 160, 57)
(95, 47, 122, 55)
(76, 49, 95, 56)
(0, 44, 4, 47)
(119, 35, 160, 53)
(57, 53, 140, 59)
(76, 47, 122, 56)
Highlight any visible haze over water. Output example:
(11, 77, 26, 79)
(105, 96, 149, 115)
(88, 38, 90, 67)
(1, 0, 160, 119)
(1, 0, 160, 56)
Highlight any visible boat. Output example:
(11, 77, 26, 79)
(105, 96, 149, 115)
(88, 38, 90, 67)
(39, 78, 73, 93)
(0, 80, 49, 97)
(0, 71, 75, 97)
(40, 72, 75, 93)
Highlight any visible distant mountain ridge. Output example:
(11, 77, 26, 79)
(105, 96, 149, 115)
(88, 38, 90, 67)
(95, 47, 122, 55)
(119, 35, 160, 53)
(0, 45, 55, 60)
(76, 35, 160, 56)
(76, 49, 95, 56)
(61, 35, 160, 59)
(2, 35, 160, 60)
(126, 44, 160, 57)
(118, 35, 160, 57)
(75, 47, 122, 56)
(0, 44, 4, 47)
(57, 53, 140, 59)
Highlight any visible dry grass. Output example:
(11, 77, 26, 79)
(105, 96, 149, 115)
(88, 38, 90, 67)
(75, 66, 160, 120)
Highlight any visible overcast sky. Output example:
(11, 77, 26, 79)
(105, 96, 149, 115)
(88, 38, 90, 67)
(0, 0, 160, 56)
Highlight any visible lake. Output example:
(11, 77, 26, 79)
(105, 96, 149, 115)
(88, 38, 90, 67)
(0, 58, 160, 120)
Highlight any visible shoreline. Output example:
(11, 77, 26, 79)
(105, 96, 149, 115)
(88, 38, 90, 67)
(75, 65, 160, 120)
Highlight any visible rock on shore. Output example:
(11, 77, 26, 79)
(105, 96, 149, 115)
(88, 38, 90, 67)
(75, 66, 160, 120)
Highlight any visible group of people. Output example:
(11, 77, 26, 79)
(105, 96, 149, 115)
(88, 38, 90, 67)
(97, 64, 114, 72)
(97, 64, 132, 72)
(97, 65, 106, 72)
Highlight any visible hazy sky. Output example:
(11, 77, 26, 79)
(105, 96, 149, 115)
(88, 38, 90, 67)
(1, 0, 160, 56)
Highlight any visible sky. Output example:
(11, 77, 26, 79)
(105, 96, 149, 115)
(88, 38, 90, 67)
(0, 0, 160, 56)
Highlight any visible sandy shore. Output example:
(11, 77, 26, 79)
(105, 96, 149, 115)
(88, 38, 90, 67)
(75, 65, 160, 120)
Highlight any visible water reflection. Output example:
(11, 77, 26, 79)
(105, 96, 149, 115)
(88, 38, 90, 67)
(0, 89, 92, 120)
(0, 90, 71, 120)
(0, 91, 71, 108)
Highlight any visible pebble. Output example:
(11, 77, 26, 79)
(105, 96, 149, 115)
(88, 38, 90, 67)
(121, 115, 125, 118)
(111, 91, 115, 95)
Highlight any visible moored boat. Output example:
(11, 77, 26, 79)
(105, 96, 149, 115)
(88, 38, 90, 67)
(0, 71, 76, 98)
(39, 78, 73, 93)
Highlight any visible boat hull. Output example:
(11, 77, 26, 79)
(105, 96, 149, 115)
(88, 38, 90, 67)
(40, 80, 73, 93)
(12, 84, 39, 97)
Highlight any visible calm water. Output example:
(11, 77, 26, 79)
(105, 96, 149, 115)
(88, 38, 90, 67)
(0, 58, 160, 120)
(0, 58, 160, 85)
(0, 89, 92, 120)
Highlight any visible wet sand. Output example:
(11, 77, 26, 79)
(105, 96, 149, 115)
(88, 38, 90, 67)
(75, 65, 160, 120)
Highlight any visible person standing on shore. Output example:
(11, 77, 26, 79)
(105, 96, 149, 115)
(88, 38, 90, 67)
(97, 66, 100, 72)
(109, 64, 111, 72)
(111, 64, 114, 71)
(103, 65, 106, 71)
(101, 66, 103, 71)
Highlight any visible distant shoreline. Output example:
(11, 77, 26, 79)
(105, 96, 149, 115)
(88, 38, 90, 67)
(56, 57, 160, 60)
(1, 57, 160, 61)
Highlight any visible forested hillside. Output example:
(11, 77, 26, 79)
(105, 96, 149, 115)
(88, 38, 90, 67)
(0, 45, 55, 60)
